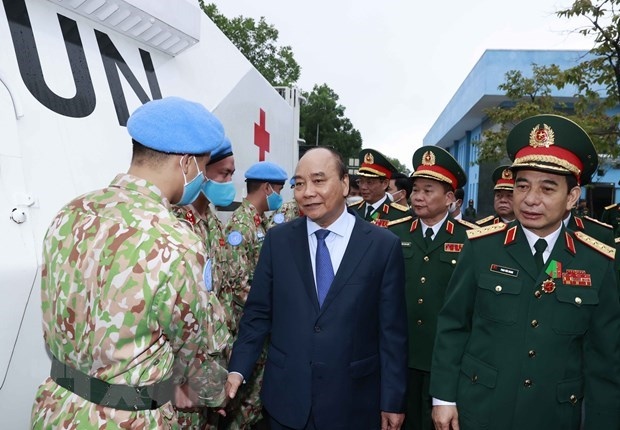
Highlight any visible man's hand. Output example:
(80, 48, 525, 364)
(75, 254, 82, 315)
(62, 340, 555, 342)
(174, 384, 198, 409)
(381, 411, 405, 430)
(225, 372, 243, 399)
(432, 405, 459, 430)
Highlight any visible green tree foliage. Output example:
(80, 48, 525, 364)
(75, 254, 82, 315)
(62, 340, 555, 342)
(199, 2, 300, 86)
(386, 156, 412, 176)
(300, 84, 363, 160)
(477, 0, 620, 165)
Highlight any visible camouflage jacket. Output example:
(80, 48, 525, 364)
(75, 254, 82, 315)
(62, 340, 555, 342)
(32, 174, 229, 429)
(267, 199, 302, 228)
(223, 199, 269, 330)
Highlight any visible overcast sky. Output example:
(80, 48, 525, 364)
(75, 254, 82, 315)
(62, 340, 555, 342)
(211, 0, 595, 170)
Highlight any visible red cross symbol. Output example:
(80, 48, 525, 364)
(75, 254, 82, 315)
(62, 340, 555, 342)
(254, 109, 270, 161)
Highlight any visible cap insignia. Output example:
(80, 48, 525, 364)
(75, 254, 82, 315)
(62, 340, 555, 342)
(364, 152, 374, 164)
(502, 169, 513, 180)
(422, 151, 436, 166)
(529, 123, 555, 148)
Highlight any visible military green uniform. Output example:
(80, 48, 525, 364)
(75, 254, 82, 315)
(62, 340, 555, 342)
(174, 203, 235, 430)
(566, 214, 614, 246)
(430, 222, 620, 429)
(223, 198, 270, 429)
(351, 198, 412, 225)
(600, 203, 620, 237)
(31, 174, 230, 429)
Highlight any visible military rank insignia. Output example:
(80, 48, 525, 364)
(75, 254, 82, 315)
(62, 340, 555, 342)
(185, 209, 196, 225)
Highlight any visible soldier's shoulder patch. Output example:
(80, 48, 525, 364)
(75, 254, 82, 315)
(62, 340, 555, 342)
(387, 215, 413, 227)
(272, 213, 285, 224)
(456, 219, 479, 230)
(583, 215, 612, 229)
(574, 231, 615, 259)
(475, 215, 495, 225)
(227, 230, 243, 246)
(466, 222, 507, 240)
(604, 203, 618, 211)
(389, 202, 410, 212)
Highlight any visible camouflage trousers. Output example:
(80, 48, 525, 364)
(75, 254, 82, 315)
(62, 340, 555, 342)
(176, 408, 221, 430)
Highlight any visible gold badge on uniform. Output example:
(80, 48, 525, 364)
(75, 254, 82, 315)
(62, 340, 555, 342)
(541, 260, 561, 294)
(364, 152, 374, 164)
(529, 123, 555, 148)
(541, 279, 556, 294)
(422, 150, 436, 166)
(502, 169, 512, 180)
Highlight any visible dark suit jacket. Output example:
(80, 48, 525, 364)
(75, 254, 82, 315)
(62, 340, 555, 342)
(430, 222, 620, 430)
(228, 212, 408, 429)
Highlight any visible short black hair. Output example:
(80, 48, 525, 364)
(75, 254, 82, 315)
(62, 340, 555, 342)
(454, 188, 465, 200)
(395, 176, 413, 199)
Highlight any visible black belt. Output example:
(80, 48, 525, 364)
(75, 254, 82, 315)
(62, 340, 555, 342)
(50, 355, 173, 411)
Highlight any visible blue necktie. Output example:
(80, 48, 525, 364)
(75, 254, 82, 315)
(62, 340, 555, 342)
(315, 229, 335, 307)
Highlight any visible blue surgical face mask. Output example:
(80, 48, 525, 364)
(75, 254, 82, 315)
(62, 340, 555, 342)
(177, 156, 205, 206)
(266, 185, 283, 211)
(202, 178, 236, 207)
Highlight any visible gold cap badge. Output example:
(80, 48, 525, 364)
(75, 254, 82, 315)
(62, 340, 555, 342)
(364, 152, 374, 164)
(502, 169, 513, 180)
(422, 151, 436, 166)
(529, 124, 555, 148)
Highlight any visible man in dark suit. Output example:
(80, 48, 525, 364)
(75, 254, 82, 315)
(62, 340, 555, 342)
(431, 115, 620, 430)
(226, 147, 408, 430)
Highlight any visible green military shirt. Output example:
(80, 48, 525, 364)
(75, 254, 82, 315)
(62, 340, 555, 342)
(387, 214, 472, 371)
(32, 174, 229, 430)
(430, 222, 620, 430)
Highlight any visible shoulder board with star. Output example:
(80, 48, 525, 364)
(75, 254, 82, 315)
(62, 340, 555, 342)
(574, 231, 615, 260)
(604, 203, 618, 211)
(582, 215, 612, 229)
(466, 222, 507, 240)
(348, 200, 363, 208)
(387, 215, 413, 227)
(475, 215, 495, 226)
(456, 219, 479, 230)
(389, 202, 410, 213)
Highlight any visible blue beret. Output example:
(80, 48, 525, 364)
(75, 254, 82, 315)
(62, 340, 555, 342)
(127, 96, 224, 155)
(208, 136, 234, 165)
(245, 161, 288, 184)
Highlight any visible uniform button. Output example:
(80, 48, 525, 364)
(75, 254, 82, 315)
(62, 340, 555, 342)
(471, 374, 478, 383)
(420, 277, 426, 283)
(451, 259, 457, 265)
(424, 256, 430, 262)
(417, 319, 423, 326)
(534, 290, 542, 298)
(528, 350, 536, 358)
(575, 297, 582, 305)
(153, 359, 160, 365)
(531, 320, 539, 328)
(417, 298, 424, 304)
(495, 285, 502, 292)
(524, 379, 532, 387)
(569, 394, 578, 405)
(314, 326, 321, 333)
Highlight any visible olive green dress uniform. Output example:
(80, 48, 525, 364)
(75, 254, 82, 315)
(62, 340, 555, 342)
(430, 114, 620, 430)
(566, 214, 614, 246)
(476, 165, 515, 228)
(395, 146, 471, 430)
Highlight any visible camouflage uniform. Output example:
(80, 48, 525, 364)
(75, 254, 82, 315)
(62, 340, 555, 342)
(222, 199, 269, 429)
(267, 199, 301, 228)
(174, 203, 236, 430)
(31, 174, 230, 430)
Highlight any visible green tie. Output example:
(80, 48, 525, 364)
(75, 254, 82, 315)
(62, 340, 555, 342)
(425, 228, 434, 250)
(534, 238, 547, 272)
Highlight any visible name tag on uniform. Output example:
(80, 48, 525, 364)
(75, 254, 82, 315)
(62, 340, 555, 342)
(490, 264, 519, 277)
(401, 241, 412, 247)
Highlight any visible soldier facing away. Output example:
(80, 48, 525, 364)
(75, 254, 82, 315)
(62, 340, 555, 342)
(31, 97, 230, 429)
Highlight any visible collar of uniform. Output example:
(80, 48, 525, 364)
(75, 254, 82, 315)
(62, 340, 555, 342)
(420, 211, 450, 237)
(367, 194, 389, 212)
(110, 173, 169, 209)
(521, 223, 562, 255)
(307, 204, 352, 239)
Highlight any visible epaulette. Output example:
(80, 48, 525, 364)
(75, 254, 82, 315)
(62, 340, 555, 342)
(387, 215, 413, 227)
(466, 222, 507, 240)
(604, 203, 618, 211)
(615, 237, 620, 245)
(475, 215, 495, 225)
(348, 200, 360, 208)
(457, 219, 479, 230)
(389, 202, 410, 212)
(574, 231, 615, 260)
(583, 215, 612, 229)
